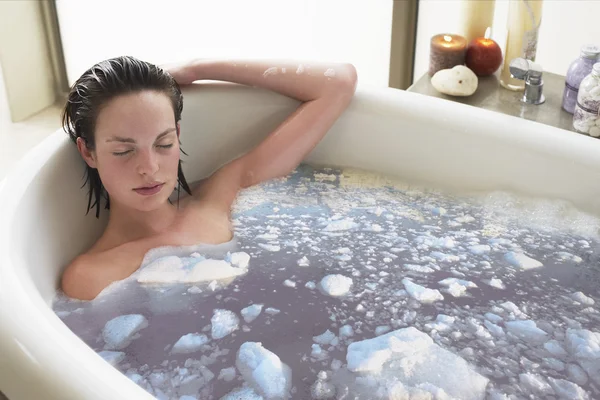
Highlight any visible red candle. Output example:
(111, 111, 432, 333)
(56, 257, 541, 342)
(429, 34, 467, 76)
(465, 37, 503, 76)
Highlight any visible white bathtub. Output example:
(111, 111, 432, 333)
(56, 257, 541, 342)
(1, 83, 600, 399)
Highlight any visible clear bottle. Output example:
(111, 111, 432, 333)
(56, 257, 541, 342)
(499, 0, 544, 91)
(573, 63, 600, 137)
(562, 45, 600, 114)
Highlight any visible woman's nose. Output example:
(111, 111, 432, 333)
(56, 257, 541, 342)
(136, 149, 159, 176)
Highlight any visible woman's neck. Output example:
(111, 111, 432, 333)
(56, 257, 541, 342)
(104, 201, 178, 245)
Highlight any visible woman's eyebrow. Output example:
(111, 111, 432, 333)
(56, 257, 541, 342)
(106, 127, 177, 143)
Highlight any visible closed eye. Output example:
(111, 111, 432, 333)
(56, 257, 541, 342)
(113, 150, 132, 156)
(157, 143, 174, 149)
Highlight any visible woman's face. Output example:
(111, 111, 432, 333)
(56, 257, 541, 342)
(78, 91, 180, 212)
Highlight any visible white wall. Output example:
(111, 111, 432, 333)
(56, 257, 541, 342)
(414, 0, 600, 83)
(56, 0, 393, 87)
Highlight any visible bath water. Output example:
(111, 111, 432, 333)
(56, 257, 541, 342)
(53, 165, 600, 400)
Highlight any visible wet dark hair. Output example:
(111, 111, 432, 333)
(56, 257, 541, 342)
(62, 55, 192, 218)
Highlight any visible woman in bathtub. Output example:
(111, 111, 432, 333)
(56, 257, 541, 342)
(61, 57, 357, 300)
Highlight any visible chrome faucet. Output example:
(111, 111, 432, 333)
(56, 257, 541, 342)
(509, 58, 546, 105)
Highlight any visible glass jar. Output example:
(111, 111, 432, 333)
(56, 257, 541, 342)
(573, 63, 600, 137)
(562, 45, 600, 114)
(499, 0, 544, 91)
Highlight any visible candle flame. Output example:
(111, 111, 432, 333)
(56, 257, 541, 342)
(443, 35, 453, 42)
(484, 27, 492, 39)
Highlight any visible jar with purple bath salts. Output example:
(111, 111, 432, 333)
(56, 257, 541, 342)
(562, 44, 600, 114)
(573, 63, 600, 137)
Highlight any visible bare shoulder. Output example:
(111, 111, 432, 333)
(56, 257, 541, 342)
(61, 253, 102, 301)
(61, 240, 150, 301)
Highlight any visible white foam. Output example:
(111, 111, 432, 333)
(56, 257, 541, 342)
(469, 245, 491, 255)
(346, 327, 489, 399)
(544, 340, 569, 358)
(102, 314, 148, 350)
(404, 264, 435, 273)
(547, 378, 589, 400)
(339, 325, 354, 338)
(375, 326, 391, 336)
(265, 308, 280, 315)
(241, 304, 264, 323)
(571, 291, 595, 306)
(519, 373, 554, 396)
(171, 333, 209, 354)
(218, 367, 237, 382)
(402, 278, 444, 304)
(313, 329, 337, 345)
(567, 363, 588, 386)
(319, 274, 353, 297)
(98, 350, 125, 366)
(221, 386, 264, 400)
(438, 278, 477, 297)
(425, 314, 456, 332)
(227, 252, 251, 269)
(258, 243, 280, 252)
(505, 320, 548, 344)
(483, 278, 506, 290)
(430, 252, 460, 263)
(138, 256, 247, 284)
(283, 280, 296, 288)
(504, 252, 543, 270)
(297, 256, 310, 267)
(211, 309, 240, 339)
(323, 218, 358, 232)
(485, 313, 503, 324)
(236, 342, 291, 399)
(305, 281, 316, 290)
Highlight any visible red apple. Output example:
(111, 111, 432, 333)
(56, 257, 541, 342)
(465, 38, 503, 76)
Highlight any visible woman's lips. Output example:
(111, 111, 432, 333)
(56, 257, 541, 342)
(133, 183, 164, 196)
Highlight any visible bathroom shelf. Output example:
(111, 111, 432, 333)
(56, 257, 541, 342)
(408, 71, 577, 134)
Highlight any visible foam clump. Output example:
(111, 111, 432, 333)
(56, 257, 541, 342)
(98, 350, 125, 366)
(469, 245, 491, 255)
(571, 292, 595, 306)
(171, 333, 209, 354)
(323, 218, 358, 232)
(402, 278, 444, 304)
(483, 278, 506, 290)
(218, 367, 237, 382)
(504, 252, 543, 270)
(211, 309, 240, 339)
(241, 304, 264, 323)
(438, 278, 477, 297)
(221, 385, 265, 400)
(103, 314, 148, 350)
(313, 329, 337, 345)
(236, 342, 292, 399)
(505, 320, 548, 344)
(346, 327, 489, 399)
(320, 274, 353, 297)
(138, 252, 250, 284)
